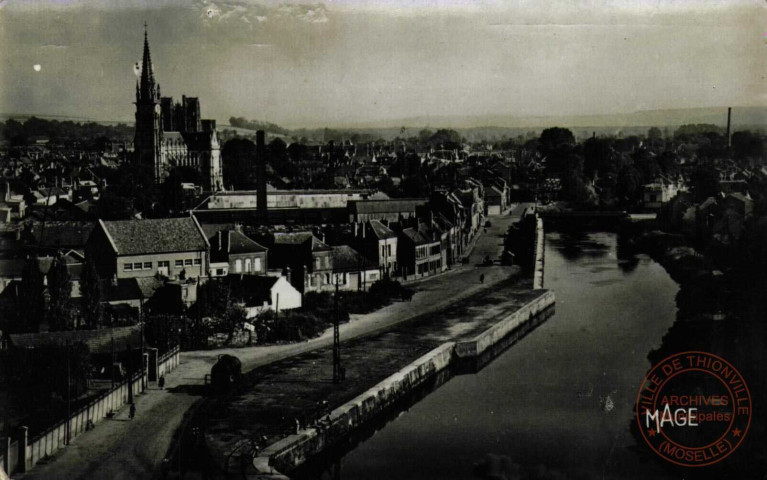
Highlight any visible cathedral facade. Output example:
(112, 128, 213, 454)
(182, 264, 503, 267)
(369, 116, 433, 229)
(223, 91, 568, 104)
(133, 28, 224, 191)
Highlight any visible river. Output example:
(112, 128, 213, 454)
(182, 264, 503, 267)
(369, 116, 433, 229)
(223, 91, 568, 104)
(292, 230, 758, 480)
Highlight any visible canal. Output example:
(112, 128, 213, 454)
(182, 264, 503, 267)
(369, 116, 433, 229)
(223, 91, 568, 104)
(293, 230, 762, 479)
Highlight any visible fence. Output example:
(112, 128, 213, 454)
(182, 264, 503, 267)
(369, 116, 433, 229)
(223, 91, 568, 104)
(157, 345, 180, 379)
(1, 345, 181, 476)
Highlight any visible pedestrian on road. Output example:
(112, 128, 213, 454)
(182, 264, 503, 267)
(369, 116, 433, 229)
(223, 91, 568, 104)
(480, 274, 485, 284)
(129, 403, 136, 420)
(159, 375, 165, 389)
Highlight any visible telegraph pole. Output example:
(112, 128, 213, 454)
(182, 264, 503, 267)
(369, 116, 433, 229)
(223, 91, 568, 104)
(66, 342, 71, 445)
(332, 278, 342, 384)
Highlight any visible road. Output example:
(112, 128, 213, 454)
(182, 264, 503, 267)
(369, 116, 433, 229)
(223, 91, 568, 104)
(23, 207, 531, 480)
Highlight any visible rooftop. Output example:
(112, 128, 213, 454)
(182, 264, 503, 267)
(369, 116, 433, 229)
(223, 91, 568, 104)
(100, 217, 207, 256)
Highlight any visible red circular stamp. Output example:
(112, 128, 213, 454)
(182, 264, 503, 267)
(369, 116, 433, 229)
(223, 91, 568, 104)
(635, 351, 751, 467)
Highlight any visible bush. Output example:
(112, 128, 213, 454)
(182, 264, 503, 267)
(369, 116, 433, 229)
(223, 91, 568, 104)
(251, 310, 330, 343)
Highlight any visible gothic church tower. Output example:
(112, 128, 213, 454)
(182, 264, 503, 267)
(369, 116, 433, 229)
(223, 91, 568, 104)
(134, 25, 165, 183)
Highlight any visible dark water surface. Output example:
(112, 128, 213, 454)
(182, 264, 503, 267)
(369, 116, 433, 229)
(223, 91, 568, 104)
(294, 231, 696, 479)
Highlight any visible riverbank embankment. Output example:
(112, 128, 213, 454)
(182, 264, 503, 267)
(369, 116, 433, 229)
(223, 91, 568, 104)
(202, 279, 555, 478)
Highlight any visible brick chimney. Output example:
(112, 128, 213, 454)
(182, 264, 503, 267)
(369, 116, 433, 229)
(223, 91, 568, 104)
(256, 130, 267, 219)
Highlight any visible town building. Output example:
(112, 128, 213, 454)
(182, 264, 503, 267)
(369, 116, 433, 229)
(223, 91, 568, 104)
(347, 198, 427, 223)
(268, 232, 334, 293)
(227, 275, 302, 317)
(208, 228, 268, 277)
(330, 245, 380, 291)
(86, 217, 209, 282)
(642, 179, 683, 210)
(352, 220, 397, 277)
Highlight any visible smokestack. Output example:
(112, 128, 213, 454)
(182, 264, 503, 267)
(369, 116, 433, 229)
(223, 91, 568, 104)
(726, 107, 732, 149)
(256, 130, 267, 218)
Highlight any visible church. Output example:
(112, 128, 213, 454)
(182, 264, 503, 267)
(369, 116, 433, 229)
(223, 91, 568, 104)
(133, 27, 224, 191)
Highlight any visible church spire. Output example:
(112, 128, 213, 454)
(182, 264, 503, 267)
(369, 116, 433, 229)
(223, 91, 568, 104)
(139, 22, 157, 102)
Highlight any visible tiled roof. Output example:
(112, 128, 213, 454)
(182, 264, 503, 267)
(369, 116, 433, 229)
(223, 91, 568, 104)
(273, 232, 332, 251)
(332, 245, 376, 272)
(366, 220, 396, 239)
(28, 221, 95, 248)
(400, 227, 430, 245)
(0, 258, 25, 277)
(98, 278, 143, 302)
(209, 230, 267, 263)
(100, 217, 207, 255)
(227, 274, 279, 306)
(9, 325, 142, 355)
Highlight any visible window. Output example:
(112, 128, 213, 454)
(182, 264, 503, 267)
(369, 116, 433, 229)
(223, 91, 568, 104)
(158, 261, 170, 268)
(245, 259, 251, 272)
(184, 259, 193, 266)
(193, 259, 201, 265)
(143, 262, 152, 269)
(124, 263, 133, 271)
(315, 258, 321, 270)
(343, 272, 348, 285)
(387, 244, 392, 256)
(324, 273, 330, 284)
(175, 260, 183, 267)
(133, 262, 143, 270)
(254, 258, 262, 271)
(235, 259, 242, 273)
(325, 256, 330, 268)
(216, 268, 225, 275)
(381, 245, 385, 257)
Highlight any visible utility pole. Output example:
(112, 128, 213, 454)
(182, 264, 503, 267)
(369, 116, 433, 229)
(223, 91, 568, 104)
(140, 292, 146, 392)
(66, 342, 71, 445)
(332, 278, 342, 384)
(111, 334, 115, 389)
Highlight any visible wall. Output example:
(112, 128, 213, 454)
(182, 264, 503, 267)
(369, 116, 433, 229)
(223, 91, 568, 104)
(0, 347, 180, 476)
(454, 290, 555, 359)
(208, 191, 366, 210)
(249, 342, 456, 475)
(116, 251, 207, 280)
(533, 215, 545, 290)
(219, 289, 556, 478)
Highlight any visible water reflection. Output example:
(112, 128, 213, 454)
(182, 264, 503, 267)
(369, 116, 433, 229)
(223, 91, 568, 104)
(296, 231, 684, 480)
(629, 281, 767, 478)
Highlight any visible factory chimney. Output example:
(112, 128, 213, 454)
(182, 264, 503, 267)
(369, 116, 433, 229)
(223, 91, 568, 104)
(256, 130, 267, 219)
(726, 107, 732, 149)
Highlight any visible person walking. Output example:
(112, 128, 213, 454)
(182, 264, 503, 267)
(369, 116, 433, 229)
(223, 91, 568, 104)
(159, 375, 165, 390)
(480, 274, 485, 284)
(129, 403, 136, 420)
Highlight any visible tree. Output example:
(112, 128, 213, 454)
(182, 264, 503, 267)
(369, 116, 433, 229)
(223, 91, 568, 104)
(80, 253, 103, 328)
(48, 253, 74, 331)
(538, 127, 575, 154)
(195, 278, 231, 319)
(97, 191, 134, 220)
(647, 127, 663, 148)
(222, 138, 257, 190)
(428, 129, 462, 150)
(616, 165, 643, 206)
(18, 257, 45, 332)
(690, 167, 721, 203)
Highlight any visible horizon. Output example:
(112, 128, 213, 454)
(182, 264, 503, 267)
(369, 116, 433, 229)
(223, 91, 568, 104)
(1, 1, 764, 129)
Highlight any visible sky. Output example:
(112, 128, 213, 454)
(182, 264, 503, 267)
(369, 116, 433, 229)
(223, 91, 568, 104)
(0, 0, 764, 128)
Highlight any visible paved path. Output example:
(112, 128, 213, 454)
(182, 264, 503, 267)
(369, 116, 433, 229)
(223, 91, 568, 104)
(23, 210, 523, 480)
